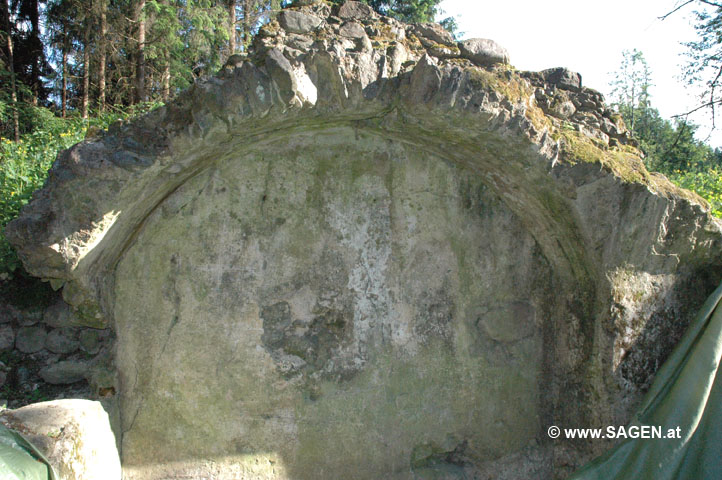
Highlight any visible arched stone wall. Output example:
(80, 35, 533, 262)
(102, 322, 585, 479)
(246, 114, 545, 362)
(7, 2, 722, 478)
(112, 126, 571, 478)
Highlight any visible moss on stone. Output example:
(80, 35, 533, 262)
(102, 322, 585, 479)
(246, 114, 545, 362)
(444, 57, 473, 68)
(648, 171, 710, 206)
(466, 66, 530, 103)
(73, 302, 107, 329)
(424, 41, 460, 57)
(464, 66, 551, 135)
(370, 23, 399, 50)
(403, 33, 425, 53)
(259, 19, 281, 38)
(560, 129, 650, 185)
(525, 102, 553, 135)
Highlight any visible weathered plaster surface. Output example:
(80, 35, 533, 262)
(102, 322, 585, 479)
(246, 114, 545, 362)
(114, 131, 552, 477)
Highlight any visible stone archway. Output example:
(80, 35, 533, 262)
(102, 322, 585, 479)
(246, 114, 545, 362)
(111, 125, 576, 478)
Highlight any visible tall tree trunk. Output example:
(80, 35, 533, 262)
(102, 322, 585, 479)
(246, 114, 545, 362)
(82, 21, 90, 119)
(61, 44, 67, 118)
(135, 0, 146, 103)
(162, 61, 170, 101)
(29, 0, 40, 105)
(98, 0, 107, 112)
(228, 0, 236, 55)
(160, 0, 170, 102)
(148, 69, 154, 100)
(1, 0, 19, 141)
(241, 0, 252, 51)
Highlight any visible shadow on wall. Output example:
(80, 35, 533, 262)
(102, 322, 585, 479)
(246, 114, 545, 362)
(111, 130, 581, 479)
(613, 263, 722, 408)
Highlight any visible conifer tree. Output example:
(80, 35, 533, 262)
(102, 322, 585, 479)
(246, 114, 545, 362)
(1, 0, 19, 140)
(610, 49, 653, 136)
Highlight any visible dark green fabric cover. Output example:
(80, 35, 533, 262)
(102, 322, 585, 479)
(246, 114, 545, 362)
(0, 424, 55, 480)
(570, 281, 722, 479)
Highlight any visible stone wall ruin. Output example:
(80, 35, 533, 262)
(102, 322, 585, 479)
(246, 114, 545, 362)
(6, 1, 722, 478)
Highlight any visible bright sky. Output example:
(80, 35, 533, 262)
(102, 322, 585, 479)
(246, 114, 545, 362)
(438, 0, 722, 148)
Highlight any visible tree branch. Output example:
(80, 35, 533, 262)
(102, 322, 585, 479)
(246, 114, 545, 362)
(672, 99, 722, 118)
(659, 0, 695, 20)
(698, 0, 722, 8)
(659, 0, 722, 21)
(663, 119, 689, 160)
(707, 64, 722, 128)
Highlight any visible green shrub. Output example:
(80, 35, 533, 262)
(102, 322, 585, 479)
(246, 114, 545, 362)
(666, 168, 722, 218)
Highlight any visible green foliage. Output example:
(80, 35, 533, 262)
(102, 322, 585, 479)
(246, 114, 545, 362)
(2, 0, 52, 106)
(632, 112, 722, 212)
(369, 0, 439, 23)
(0, 66, 39, 139)
(325, 0, 457, 35)
(668, 168, 722, 217)
(610, 48, 722, 217)
(0, 103, 161, 279)
(142, 0, 230, 94)
(179, 0, 230, 80)
(683, 1, 722, 122)
(637, 115, 722, 218)
(610, 49, 652, 135)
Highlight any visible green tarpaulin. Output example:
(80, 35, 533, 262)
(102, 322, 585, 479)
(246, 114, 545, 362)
(570, 281, 722, 479)
(0, 423, 55, 480)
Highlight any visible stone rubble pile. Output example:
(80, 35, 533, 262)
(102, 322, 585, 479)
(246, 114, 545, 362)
(523, 68, 634, 147)
(239, 0, 633, 150)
